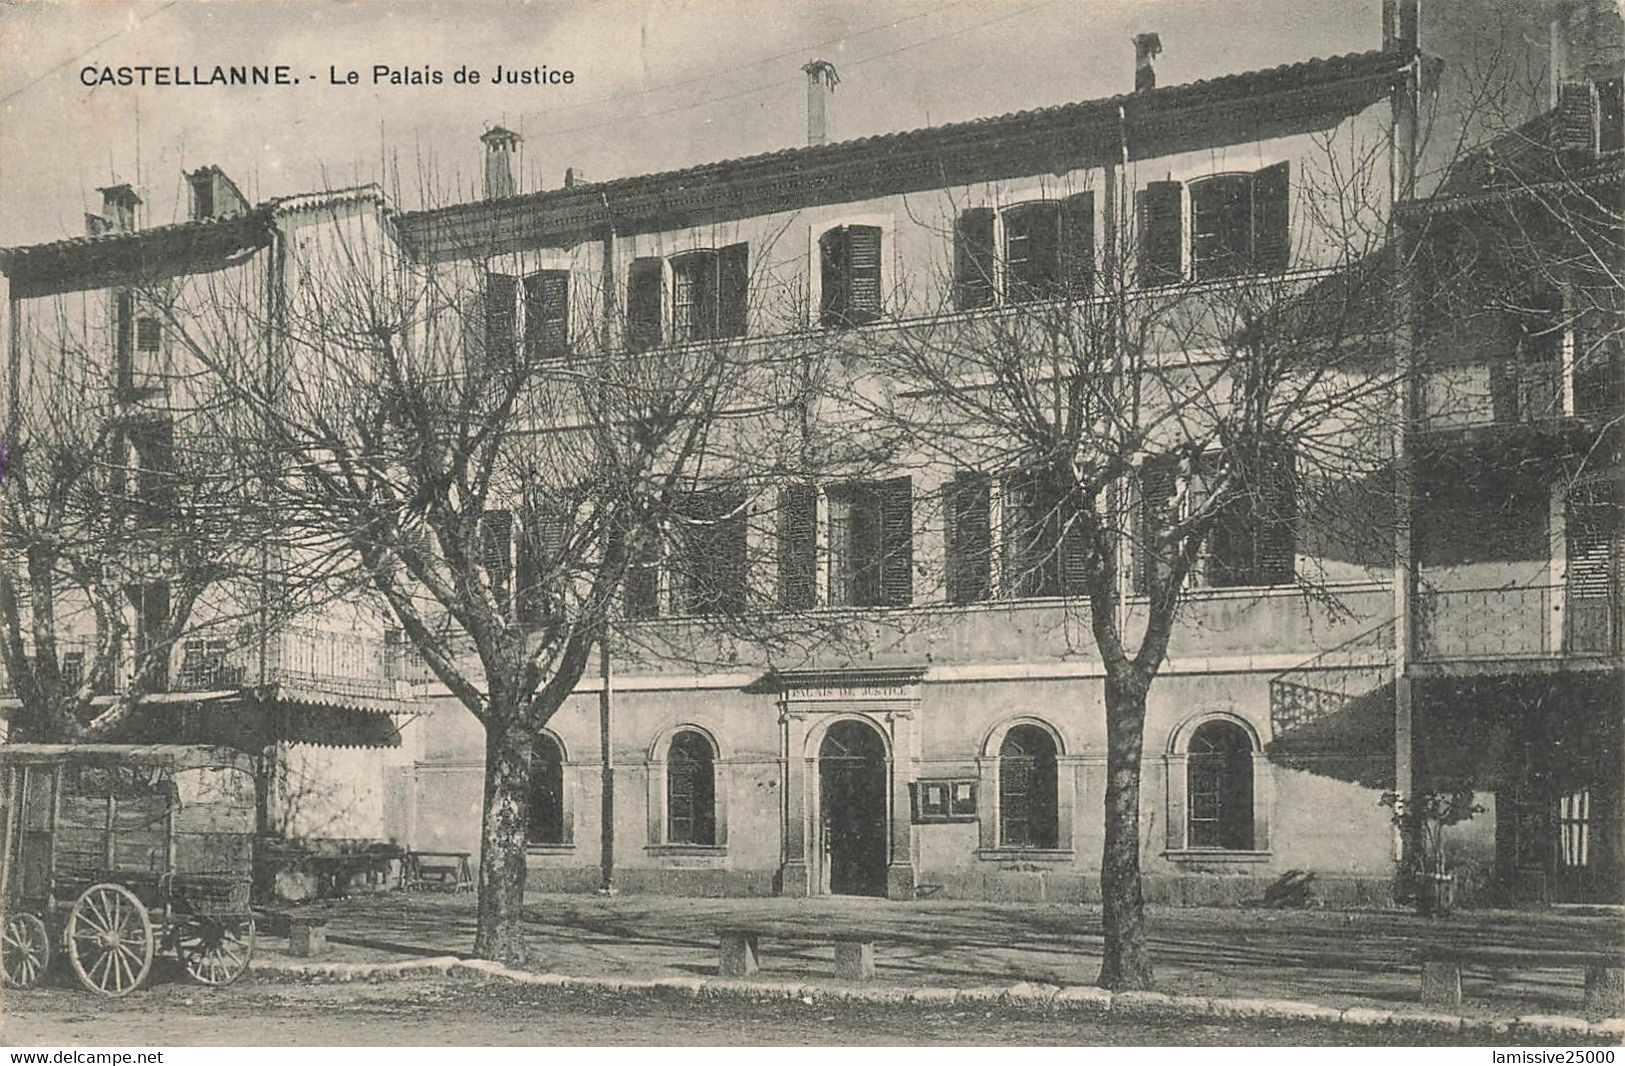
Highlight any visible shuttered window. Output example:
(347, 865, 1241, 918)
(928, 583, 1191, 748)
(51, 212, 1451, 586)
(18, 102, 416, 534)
(670, 244, 750, 343)
(626, 257, 663, 351)
(1208, 446, 1297, 588)
(999, 725, 1058, 849)
(480, 509, 515, 607)
(136, 316, 161, 353)
(1059, 192, 1095, 298)
(515, 506, 568, 628)
(999, 469, 1087, 599)
(1004, 202, 1060, 304)
(954, 207, 996, 310)
(130, 417, 177, 523)
(666, 731, 716, 845)
(523, 270, 570, 360)
(624, 527, 662, 620)
(674, 487, 747, 616)
(485, 274, 518, 359)
(777, 484, 818, 611)
(944, 471, 992, 604)
(828, 477, 913, 608)
(1137, 180, 1184, 287)
(1132, 458, 1179, 596)
(819, 225, 883, 328)
(1190, 163, 1291, 280)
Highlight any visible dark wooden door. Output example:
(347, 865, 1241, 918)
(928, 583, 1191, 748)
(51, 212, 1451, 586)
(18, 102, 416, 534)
(819, 721, 888, 897)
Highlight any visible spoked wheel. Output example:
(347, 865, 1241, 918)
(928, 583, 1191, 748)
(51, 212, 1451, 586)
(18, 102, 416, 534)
(175, 914, 255, 986)
(0, 912, 51, 988)
(66, 883, 154, 997)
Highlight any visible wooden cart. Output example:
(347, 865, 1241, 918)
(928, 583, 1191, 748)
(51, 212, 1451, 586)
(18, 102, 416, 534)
(0, 744, 258, 996)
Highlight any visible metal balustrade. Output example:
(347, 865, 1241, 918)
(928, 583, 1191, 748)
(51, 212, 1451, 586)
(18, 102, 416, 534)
(1414, 584, 1622, 662)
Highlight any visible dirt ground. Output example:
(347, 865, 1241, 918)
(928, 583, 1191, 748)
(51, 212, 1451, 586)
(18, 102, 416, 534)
(0, 975, 1578, 1047)
(263, 891, 1622, 1019)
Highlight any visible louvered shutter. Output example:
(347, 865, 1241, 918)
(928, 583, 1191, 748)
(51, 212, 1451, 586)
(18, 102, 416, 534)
(945, 472, 992, 604)
(846, 225, 883, 325)
(625, 527, 661, 620)
(1251, 162, 1291, 274)
(879, 476, 914, 607)
(1133, 460, 1177, 595)
(1254, 448, 1297, 585)
(819, 227, 849, 327)
(480, 509, 515, 608)
(1060, 193, 1095, 299)
(524, 270, 570, 360)
(954, 207, 997, 310)
(1137, 181, 1183, 287)
(1059, 483, 1091, 597)
(516, 507, 567, 627)
(626, 257, 663, 351)
(484, 274, 518, 360)
(679, 488, 746, 615)
(777, 484, 818, 610)
(848, 486, 883, 606)
(115, 292, 134, 390)
(718, 243, 750, 338)
(1557, 81, 1597, 151)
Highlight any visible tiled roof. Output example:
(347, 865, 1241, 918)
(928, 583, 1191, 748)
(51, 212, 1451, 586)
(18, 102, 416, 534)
(398, 48, 1413, 249)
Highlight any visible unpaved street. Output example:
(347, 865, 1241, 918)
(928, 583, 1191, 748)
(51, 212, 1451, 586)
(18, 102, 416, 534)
(0, 976, 1557, 1046)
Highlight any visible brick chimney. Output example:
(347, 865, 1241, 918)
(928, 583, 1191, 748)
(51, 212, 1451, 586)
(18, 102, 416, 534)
(803, 59, 839, 147)
(1133, 33, 1162, 93)
(97, 184, 143, 233)
(481, 126, 521, 200)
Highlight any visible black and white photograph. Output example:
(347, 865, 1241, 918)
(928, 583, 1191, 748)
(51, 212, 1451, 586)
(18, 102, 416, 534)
(0, 0, 1620, 1051)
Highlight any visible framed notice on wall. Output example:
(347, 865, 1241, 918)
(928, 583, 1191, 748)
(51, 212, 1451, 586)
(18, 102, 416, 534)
(911, 778, 978, 823)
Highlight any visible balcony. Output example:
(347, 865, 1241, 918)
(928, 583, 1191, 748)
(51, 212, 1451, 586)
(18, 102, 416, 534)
(1, 626, 411, 704)
(1413, 584, 1622, 671)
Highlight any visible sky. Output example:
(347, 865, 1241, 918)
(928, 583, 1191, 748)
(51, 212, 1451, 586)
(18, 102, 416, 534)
(0, 0, 1390, 249)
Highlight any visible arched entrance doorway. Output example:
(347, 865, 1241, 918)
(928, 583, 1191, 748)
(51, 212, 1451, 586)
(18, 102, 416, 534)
(818, 719, 888, 896)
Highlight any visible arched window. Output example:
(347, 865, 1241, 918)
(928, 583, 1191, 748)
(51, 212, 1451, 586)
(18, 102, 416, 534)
(999, 724, 1059, 849)
(1187, 720, 1254, 849)
(527, 734, 565, 846)
(666, 730, 716, 845)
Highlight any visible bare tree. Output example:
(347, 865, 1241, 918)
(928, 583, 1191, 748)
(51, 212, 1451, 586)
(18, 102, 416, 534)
(839, 135, 1398, 988)
(0, 275, 269, 743)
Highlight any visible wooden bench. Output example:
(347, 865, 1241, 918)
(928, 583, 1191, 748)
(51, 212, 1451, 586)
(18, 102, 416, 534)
(1419, 946, 1625, 1014)
(403, 850, 474, 892)
(717, 925, 953, 981)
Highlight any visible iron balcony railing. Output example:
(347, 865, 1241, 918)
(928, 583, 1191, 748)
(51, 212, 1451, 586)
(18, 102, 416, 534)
(1413, 583, 1622, 663)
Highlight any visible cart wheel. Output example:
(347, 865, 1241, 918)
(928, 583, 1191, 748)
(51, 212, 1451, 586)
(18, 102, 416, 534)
(0, 913, 51, 989)
(66, 883, 154, 997)
(176, 914, 255, 986)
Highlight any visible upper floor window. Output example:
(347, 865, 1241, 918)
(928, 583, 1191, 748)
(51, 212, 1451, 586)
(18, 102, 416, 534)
(136, 316, 161, 353)
(954, 196, 1095, 311)
(1141, 163, 1290, 287)
(625, 245, 750, 349)
(623, 486, 748, 620)
(827, 478, 914, 608)
(484, 273, 518, 359)
(819, 225, 882, 329)
(1133, 446, 1297, 592)
(943, 471, 993, 605)
(666, 730, 717, 845)
(523, 270, 570, 360)
(1000, 468, 1090, 599)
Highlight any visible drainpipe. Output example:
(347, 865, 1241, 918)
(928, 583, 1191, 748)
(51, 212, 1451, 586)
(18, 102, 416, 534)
(598, 626, 616, 894)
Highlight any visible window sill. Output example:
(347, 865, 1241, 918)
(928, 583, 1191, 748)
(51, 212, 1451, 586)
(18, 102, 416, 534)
(1163, 849, 1272, 863)
(526, 843, 576, 856)
(645, 844, 729, 857)
(976, 848, 1075, 863)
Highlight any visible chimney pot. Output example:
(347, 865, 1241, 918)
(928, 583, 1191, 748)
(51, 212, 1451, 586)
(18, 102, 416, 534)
(803, 59, 839, 147)
(97, 183, 143, 233)
(481, 126, 521, 200)
(1133, 33, 1162, 93)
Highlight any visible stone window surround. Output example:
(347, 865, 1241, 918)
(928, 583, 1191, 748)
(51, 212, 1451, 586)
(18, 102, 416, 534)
(975, 715, 1078, 858)
(525, 728, 577, 854)
(644, 721, 730, 853)
(1162, 710, 1272, 857)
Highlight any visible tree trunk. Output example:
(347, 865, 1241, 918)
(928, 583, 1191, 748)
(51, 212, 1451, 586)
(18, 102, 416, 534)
(473, 712, 532, 963)
(1098, 668, 1154, 990)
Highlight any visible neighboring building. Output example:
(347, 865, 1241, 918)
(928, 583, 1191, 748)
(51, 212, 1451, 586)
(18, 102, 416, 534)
(0, 179, 421, 843)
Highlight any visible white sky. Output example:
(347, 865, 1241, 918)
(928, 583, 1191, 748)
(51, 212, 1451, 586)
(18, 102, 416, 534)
(2, 0, 1387, 249)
